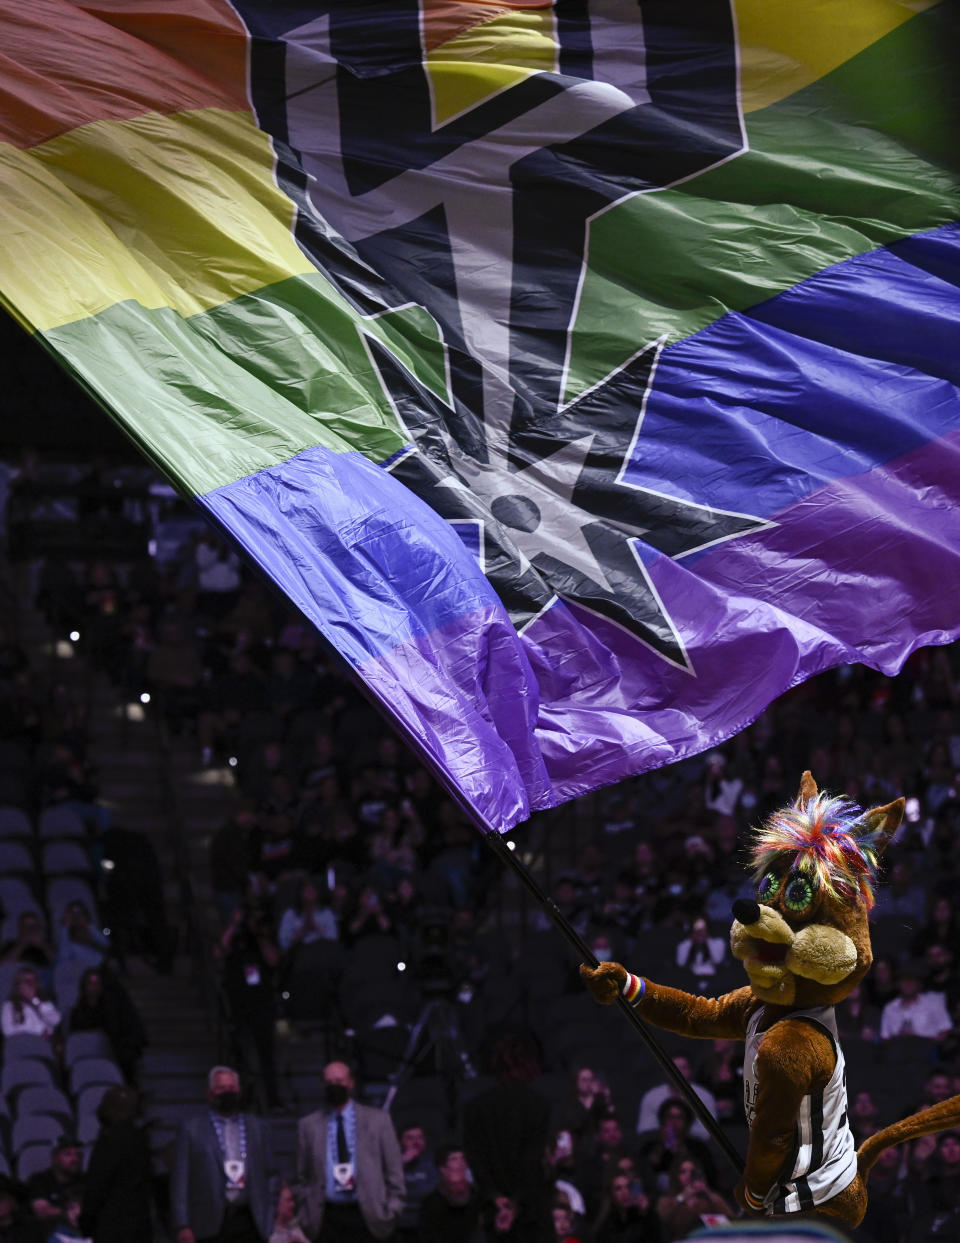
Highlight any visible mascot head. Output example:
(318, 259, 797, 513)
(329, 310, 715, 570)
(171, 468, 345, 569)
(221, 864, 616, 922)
(730, 771, 904, 1008)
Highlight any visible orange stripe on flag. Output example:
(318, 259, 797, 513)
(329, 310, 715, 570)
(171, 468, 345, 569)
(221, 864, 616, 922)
(0, 0, 247, 148)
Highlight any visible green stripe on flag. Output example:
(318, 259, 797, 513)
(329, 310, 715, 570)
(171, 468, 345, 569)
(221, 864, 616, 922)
(41, 275, 452, 494)
(564, 7, 960, 403)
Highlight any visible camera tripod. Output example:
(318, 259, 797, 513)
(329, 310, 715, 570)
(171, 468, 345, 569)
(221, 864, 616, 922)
(383, 994, 477, 1124)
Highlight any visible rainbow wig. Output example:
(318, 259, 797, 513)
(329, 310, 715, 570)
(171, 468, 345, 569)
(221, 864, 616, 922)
(749, 792, 882, 909)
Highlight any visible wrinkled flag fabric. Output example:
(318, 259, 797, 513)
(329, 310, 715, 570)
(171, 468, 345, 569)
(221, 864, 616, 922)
(1, 1, 959, 831)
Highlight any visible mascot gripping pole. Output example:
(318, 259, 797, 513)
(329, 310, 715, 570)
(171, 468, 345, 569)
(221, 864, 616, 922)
(582, 772, 960, 1227)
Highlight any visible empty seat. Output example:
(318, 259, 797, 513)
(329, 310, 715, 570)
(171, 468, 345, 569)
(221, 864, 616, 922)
(0, 878, 42, 922)
(70, 1058, 123, 1096)
(0, 807, 32, 839)
(64, 1031, 113, 1064)
(16, 1144, 54, 1182)
(38, 807, 85, 839)
(3, 1033, 58, 1065)
(0, 841, 35, 874)
(11, 1114, 62, 1155)
(42, 841, 92, 876)
(1, 1060, 54, 1099)
(77, 1113, 101, 1145)
(15, 1087, 73, 1124)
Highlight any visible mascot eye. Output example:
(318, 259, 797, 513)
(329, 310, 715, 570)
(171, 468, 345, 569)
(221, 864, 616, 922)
(757, 872, 781, 901)
(784, 874, 815, 913)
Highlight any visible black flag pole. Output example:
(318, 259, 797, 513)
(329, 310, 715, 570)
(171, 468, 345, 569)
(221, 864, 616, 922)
(482, 830, 745, 1176)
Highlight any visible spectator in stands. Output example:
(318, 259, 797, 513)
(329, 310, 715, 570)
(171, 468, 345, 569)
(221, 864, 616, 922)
(26, 1136, 84, 1239)
(208, 799, 259, 927)
(581, 1117, 637, 1220)
(674, 918, 726, 980)
(856, 1146, 913, 1243)
(296, 1059, 404, 1242)
(550, 1203, 582, 1243)
(417, 1146, 479, 1243)
(913, 1130, 960, 1239)
(872, 859, 927, 926)
(277, 880, 338, 958)
(557, 1067, 614, 1150)
(0, 1173, 43, 1243)
(695, 1041, 741, 1124)
(636, 1058, 717, 1141)
(542, 1132, 586, 1223)
(463, 1032, 552, 1239)
(655, 1158, 730, 1241)
(45, 1195, 86, 1243)
(923, 942, 960, 1011)
(68, 967, 146, 1085)
(866, 956, 899, 1012)
(592, 1172, 660, 1243)
(850, 1091, 881, 1144)
(56, 901, 108, 970)
(483, 1195, 523, 1242)
(79, 1085, 152, 1243)
(913, 896, 958, 959)
(268, 1185, 309, 1243)
(219, 897, 280, 1110)
(345, 887, 393, 945)
(0, 912, 56, 977)
(638, 1099, 715, 1195)
(880, 962, 953, 1041)
(395, 1124, 437, 1242)
(1, 966, 60, 1040)
(835, 984, 880, 1042)
(170, 1065, 277, 1243)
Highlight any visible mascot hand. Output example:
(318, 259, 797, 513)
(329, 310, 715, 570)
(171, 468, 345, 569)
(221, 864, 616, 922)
(734, 1180, 765, 1217)
(579, 960, 627, 1004)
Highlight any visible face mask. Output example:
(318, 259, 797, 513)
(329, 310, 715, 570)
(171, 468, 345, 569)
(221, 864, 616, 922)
(211, 1091, 240, 1115)
(324, 1083, 350, 1108)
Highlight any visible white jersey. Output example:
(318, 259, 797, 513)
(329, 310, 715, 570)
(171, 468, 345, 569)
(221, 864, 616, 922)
(743, 1004, 858, 1214)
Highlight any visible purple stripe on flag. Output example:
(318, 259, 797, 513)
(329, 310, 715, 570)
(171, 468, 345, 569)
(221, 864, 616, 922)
(199, 446, 550, 831)
(358, 426, 960, 822)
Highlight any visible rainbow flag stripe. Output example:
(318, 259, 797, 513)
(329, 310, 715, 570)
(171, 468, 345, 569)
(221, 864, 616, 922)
(1, 1, 959, 830)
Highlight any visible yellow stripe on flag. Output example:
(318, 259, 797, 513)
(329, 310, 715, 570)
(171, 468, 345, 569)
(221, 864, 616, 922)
(427, 8, 557, 128)
(1, 108, 312, 333)
(737, 0, 938, 113)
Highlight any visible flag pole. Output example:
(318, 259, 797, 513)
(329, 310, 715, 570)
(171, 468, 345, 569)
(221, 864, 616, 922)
(482, 830, 745, 1175)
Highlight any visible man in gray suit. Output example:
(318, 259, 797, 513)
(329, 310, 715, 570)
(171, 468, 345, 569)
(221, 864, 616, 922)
(171, 1065, 278, 1243)
(297, 1061, 404, 1241)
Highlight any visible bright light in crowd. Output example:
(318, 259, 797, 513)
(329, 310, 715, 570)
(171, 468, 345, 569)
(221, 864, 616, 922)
(139, 692, 151, 704)
(507, 840, 517, 851)
(227, 756, 238, 768)
(101, 859, 116, 872)
(397, 961, 406, 973)
(69, 631, 80, 642)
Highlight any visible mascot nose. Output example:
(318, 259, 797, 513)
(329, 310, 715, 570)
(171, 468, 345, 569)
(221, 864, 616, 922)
(732, 899, 761, 925)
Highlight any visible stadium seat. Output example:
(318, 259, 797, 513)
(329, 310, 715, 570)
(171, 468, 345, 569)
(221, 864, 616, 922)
(42, 841, 92, 876)
(14, 1087, 73, 1125)
(0, 841, 35, 874)
(0, 807, 32, 839)
(11, 1114, 62, 1155)
(64, 1031, 113, 1064)
(16, 1143, 54, 1182)
(37, 807, 85, 839)
(3, 1033, 57, 1065)
(69, 1058, 123, 1096)
(1, 1061, 54, 1100)
(53, 962, 88, 1011)
(46, 877, 99, 926)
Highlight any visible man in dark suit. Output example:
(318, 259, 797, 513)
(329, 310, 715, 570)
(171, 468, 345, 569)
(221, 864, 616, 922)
(171, 1065, 278, 1243)
(297, 1060, 404, 1241)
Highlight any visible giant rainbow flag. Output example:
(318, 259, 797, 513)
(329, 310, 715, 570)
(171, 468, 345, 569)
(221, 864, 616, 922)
(1, 1, 959, 832)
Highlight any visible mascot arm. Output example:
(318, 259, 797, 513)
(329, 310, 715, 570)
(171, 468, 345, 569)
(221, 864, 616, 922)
(737, 1019, 835, 1213)
(581, 963, 756, 1039)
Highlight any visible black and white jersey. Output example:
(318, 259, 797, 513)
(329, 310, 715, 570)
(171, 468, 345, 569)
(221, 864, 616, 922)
(743, 1004, 858, 1214)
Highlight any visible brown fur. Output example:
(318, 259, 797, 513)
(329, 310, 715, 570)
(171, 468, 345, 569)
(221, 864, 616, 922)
(581, 772, 960, 1226)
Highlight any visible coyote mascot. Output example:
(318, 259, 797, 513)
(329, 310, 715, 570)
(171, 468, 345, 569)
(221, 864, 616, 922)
(582, 773, 960, 1226)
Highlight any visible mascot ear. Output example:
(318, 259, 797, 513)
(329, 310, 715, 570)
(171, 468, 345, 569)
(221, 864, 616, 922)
(795, 770, 819, 808)
(860, 798, 905, 856)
